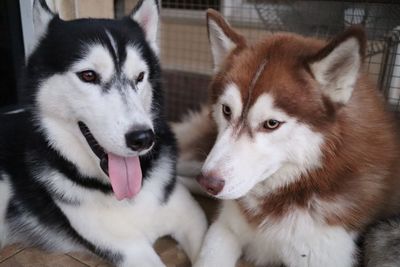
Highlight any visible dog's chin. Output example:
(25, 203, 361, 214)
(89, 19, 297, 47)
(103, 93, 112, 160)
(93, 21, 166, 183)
(214, 181, 257, 200)
(215, 170, 279, 199)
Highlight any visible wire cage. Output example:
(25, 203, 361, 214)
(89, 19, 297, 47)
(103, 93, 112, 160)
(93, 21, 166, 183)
(157, 0, 400, 121)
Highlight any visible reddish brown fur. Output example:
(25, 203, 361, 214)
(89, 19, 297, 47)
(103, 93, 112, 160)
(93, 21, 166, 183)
(206, 9, 246, 49)
(203, 11, 400, 231)
(174, 10, 400, 233)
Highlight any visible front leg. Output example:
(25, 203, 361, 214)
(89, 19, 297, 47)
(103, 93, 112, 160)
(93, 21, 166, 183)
(194, 220, 242, 267)
(163, 183, 208, 263)
(120, 241, 166, 267)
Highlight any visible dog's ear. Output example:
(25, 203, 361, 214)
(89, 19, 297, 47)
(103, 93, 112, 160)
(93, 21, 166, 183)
(206, 9, 245, 71)
(130, 0, 159, 54)
(33, 0, 57, 42)
(308, 26, 366, 105)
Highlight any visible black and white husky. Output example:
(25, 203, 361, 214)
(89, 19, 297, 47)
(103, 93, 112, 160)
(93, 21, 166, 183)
(0, 0, 206, 266)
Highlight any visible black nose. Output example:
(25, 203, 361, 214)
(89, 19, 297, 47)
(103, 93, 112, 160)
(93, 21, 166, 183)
(125, 129, 155, 152)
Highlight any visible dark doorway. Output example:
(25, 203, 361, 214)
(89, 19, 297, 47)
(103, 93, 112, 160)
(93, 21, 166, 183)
(0, 0, 25, 108)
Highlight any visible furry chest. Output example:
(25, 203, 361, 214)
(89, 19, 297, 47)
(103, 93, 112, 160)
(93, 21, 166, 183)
(240, 208, 357, 267)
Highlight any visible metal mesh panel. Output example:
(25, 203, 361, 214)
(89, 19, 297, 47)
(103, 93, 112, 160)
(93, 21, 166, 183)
(156, 1, 400, 120)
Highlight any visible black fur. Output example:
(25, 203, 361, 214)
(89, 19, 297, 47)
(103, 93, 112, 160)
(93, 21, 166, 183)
(0, 4, 177, 264)
(37, 0, 55, 15)
(361, 215, 400, 267)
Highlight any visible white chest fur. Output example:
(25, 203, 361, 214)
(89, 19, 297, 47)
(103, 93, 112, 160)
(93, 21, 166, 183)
(197, 200, 357, 267)
(55, 167, 207, 266)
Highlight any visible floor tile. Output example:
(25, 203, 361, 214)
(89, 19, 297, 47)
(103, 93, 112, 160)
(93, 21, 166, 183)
(0, 247, 88, 267)
(155, 237, 190, 267)
(67, 252, 111, 267)
(0, 244, 24, 263)
(237, 259, 256, 267)
(0, 197, 257, 267)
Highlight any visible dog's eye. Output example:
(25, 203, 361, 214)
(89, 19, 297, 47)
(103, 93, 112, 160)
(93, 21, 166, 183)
(77, 70, 99, 84)
(136, 72, 145, 84)
(263, 119, 281, 130)
(222, 104, 232, 119)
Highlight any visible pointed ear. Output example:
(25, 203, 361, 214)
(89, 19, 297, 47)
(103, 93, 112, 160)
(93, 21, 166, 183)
(33, 0, 57, 42)
(206, 9, 245, 71)
(308, 26, 366, 104)
(130, 0, 159, 54)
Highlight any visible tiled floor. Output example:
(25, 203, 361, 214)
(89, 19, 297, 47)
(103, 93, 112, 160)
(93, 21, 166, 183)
(0, 244, 109, 267)
(0, 238, 189, 267)
(0, 196, 254, 267)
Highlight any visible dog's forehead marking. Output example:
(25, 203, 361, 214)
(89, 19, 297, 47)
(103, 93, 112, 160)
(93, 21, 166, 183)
(241, 59, 268, 121)
(105, 30, 119, 64)
(224, 58, 268, 136)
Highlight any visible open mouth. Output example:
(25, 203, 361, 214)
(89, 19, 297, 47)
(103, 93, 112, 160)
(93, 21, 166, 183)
(78, 121, 143, 200)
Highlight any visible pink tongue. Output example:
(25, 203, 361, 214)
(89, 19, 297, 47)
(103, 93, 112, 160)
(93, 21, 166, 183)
(108, 153, 142, 200)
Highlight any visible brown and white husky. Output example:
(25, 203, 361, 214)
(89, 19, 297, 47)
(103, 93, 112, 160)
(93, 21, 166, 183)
(173, 9, 400, 267)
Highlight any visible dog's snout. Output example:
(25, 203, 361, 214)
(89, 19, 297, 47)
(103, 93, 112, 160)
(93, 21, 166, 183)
(125, 129, 155, 152)
(196, 174, 225, 195)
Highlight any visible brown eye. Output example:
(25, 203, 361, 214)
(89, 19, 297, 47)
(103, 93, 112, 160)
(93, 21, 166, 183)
(77, 70, 99, 84)
(263, 119, 281, 130)
(136, 72, 145, 84)
(222, 104, 232, 119)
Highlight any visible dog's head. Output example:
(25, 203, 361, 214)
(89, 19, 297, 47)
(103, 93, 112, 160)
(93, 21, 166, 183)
(197, 10, 366, 199)
(27, 0, 163, 200)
